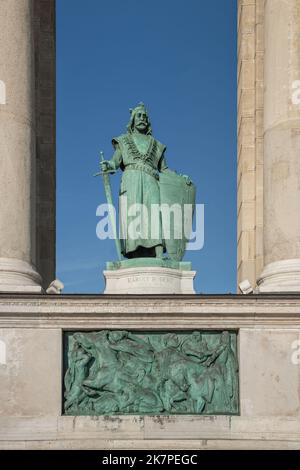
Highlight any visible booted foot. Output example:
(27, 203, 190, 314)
(155, 245, 164, 258)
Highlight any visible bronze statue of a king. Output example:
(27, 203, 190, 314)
(100, 102, 195, 262)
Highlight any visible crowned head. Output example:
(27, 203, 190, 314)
(127, 102, 152, 135)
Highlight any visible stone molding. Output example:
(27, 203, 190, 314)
(1, 416, 300, 449)
(0, 258, 43, 293)
(258, 259, 300, 292)
(1, 295, 300, 328)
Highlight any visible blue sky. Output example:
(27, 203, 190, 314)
(56, 0, 237, 294)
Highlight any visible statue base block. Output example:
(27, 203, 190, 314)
(106, 258, 192, 270)
(103, 266, 196, 294)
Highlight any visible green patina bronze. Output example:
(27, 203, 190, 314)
(64, 330, 239, 415)
(106, 258, 192, 271)
(97, 103, 196, 263)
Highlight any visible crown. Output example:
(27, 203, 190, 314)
(129, 102, 147, 115)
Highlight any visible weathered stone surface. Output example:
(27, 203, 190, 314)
(0, 327, 61, 416)
(237, 0, 264, 289)
(0, 294, 300, 448)
(104, 267, 196, 294)
(0, 0, 55, 292)
(0, 0, 42, 292)
(240, 329, 300, 416)
(257, 0, 300, 291)
(1, 414, 300, 449)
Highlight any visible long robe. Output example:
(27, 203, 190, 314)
(111, 132, 168, 257)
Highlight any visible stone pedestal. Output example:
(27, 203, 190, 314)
(103, 267, 196, 294)
(1, 294, 300, 449)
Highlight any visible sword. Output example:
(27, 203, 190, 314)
(94, 151, 122, 261)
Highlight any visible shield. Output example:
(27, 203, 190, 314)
(159, 171, 196, 261)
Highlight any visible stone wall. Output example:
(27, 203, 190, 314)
(1, 294, 300, 449)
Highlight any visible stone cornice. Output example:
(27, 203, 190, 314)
(0, 294, 300, 328)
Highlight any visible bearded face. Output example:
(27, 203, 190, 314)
(133, 109, 149, 133)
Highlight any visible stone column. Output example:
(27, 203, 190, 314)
(0, 0, 42, 292)
(258, 0, 300, 291)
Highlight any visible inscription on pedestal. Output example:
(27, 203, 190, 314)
(127, 275, 173, 284)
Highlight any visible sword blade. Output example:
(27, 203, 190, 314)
(99, 152, 122, 260)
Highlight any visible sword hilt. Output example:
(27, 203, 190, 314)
(93, 170, 115, 177)
(93, 151, 115, 176)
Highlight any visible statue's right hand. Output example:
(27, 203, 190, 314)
(100, 160, 113, 172)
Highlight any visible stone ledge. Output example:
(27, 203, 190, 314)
(1, 416, 300, 449)
(1, 294, 300, 321)
(1, 310, 300, 329)
(1, 439, 300, 450)
(1, 294, 300, 328)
